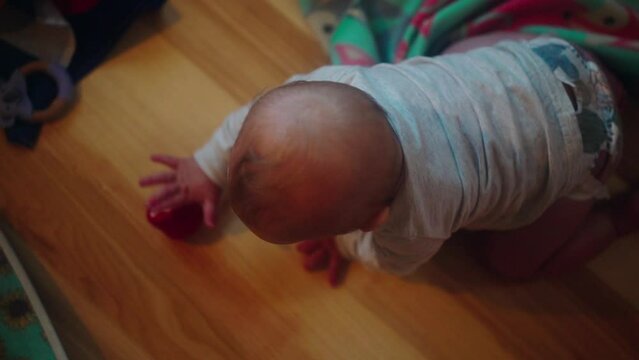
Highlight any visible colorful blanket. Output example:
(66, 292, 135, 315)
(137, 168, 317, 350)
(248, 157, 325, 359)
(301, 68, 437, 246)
(300, 0, 639, 79)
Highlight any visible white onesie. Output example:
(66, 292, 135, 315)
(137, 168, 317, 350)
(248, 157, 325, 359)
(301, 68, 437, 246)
(194, 39, 605, 275)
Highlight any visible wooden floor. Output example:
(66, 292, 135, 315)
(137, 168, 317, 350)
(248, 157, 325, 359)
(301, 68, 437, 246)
(1, 1, 639, 359)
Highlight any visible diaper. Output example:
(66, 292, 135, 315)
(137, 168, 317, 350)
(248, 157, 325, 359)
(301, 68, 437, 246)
(529, 37, 622, 200)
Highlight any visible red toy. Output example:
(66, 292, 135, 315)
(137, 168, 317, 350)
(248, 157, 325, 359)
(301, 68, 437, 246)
(146, 203, 203, 240)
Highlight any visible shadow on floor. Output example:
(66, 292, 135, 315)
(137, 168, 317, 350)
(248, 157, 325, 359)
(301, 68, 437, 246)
(407, 234, 639, 320)
(181, 195, 251, 246)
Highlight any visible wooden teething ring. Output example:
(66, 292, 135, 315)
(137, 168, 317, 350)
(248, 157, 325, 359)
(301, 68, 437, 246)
(19, 61, 74, 123)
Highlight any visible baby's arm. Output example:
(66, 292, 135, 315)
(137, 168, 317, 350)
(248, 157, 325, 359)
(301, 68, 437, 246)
(335, 231, 446, 276)
(139, 104, 251, 227)
(141, 66, 354, 227)
(193, 104, 251, 187)
(297, 231, 432, 286)
(295, 232, 444, 286)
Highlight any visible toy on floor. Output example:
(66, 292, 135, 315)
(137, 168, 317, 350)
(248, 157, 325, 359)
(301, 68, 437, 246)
(0, 61, 73, 128)
(146, 203, 203, 240)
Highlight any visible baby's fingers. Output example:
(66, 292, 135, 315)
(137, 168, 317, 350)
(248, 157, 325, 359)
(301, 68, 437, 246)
(152, 195, 189, 213)
(202, 199, 217, 228)
(296, 239, 323, 254)
(151, 154, 180, 169)
(148, 184, 181, 208)
(328, 250, 347, 287)
(304, 248, 329, 271)
(139, 172, 177, 187)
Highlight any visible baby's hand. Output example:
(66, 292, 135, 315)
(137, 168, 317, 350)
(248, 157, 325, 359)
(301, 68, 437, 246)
(139, 154, 221, 228)
(296, 238, 348, 287)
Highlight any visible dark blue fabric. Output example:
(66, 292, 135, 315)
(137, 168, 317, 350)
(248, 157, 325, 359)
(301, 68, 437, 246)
(66, 0, 165, 82)
(0, 41, 45, 148)
(2, 0, 166, 148)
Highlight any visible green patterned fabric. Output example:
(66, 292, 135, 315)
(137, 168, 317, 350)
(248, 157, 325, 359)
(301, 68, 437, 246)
(300, 0, 639, 79)
(0, 231, 63, 360)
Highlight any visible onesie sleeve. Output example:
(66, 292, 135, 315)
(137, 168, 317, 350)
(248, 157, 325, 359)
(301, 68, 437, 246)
(193, 104, 251, 187)
(335, 231, 446, 276)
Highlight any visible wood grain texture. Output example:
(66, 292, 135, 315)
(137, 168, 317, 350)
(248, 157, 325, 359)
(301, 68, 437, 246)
(1, 1, 638, 359)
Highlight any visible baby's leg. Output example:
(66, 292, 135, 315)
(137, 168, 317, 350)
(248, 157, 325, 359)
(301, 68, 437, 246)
(540, 193, 639, 276)
(482, 194, 639, 279)
(445, 32, 638, 277)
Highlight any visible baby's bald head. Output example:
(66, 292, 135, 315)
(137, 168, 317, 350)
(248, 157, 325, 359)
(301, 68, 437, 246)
(229, 81, 403, 244)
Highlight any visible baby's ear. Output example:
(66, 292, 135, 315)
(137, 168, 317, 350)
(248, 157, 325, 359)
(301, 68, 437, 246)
(360, 207, 391, 232)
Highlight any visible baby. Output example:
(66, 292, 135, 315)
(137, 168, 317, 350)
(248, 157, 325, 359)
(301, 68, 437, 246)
(140, 33, 638, 284)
